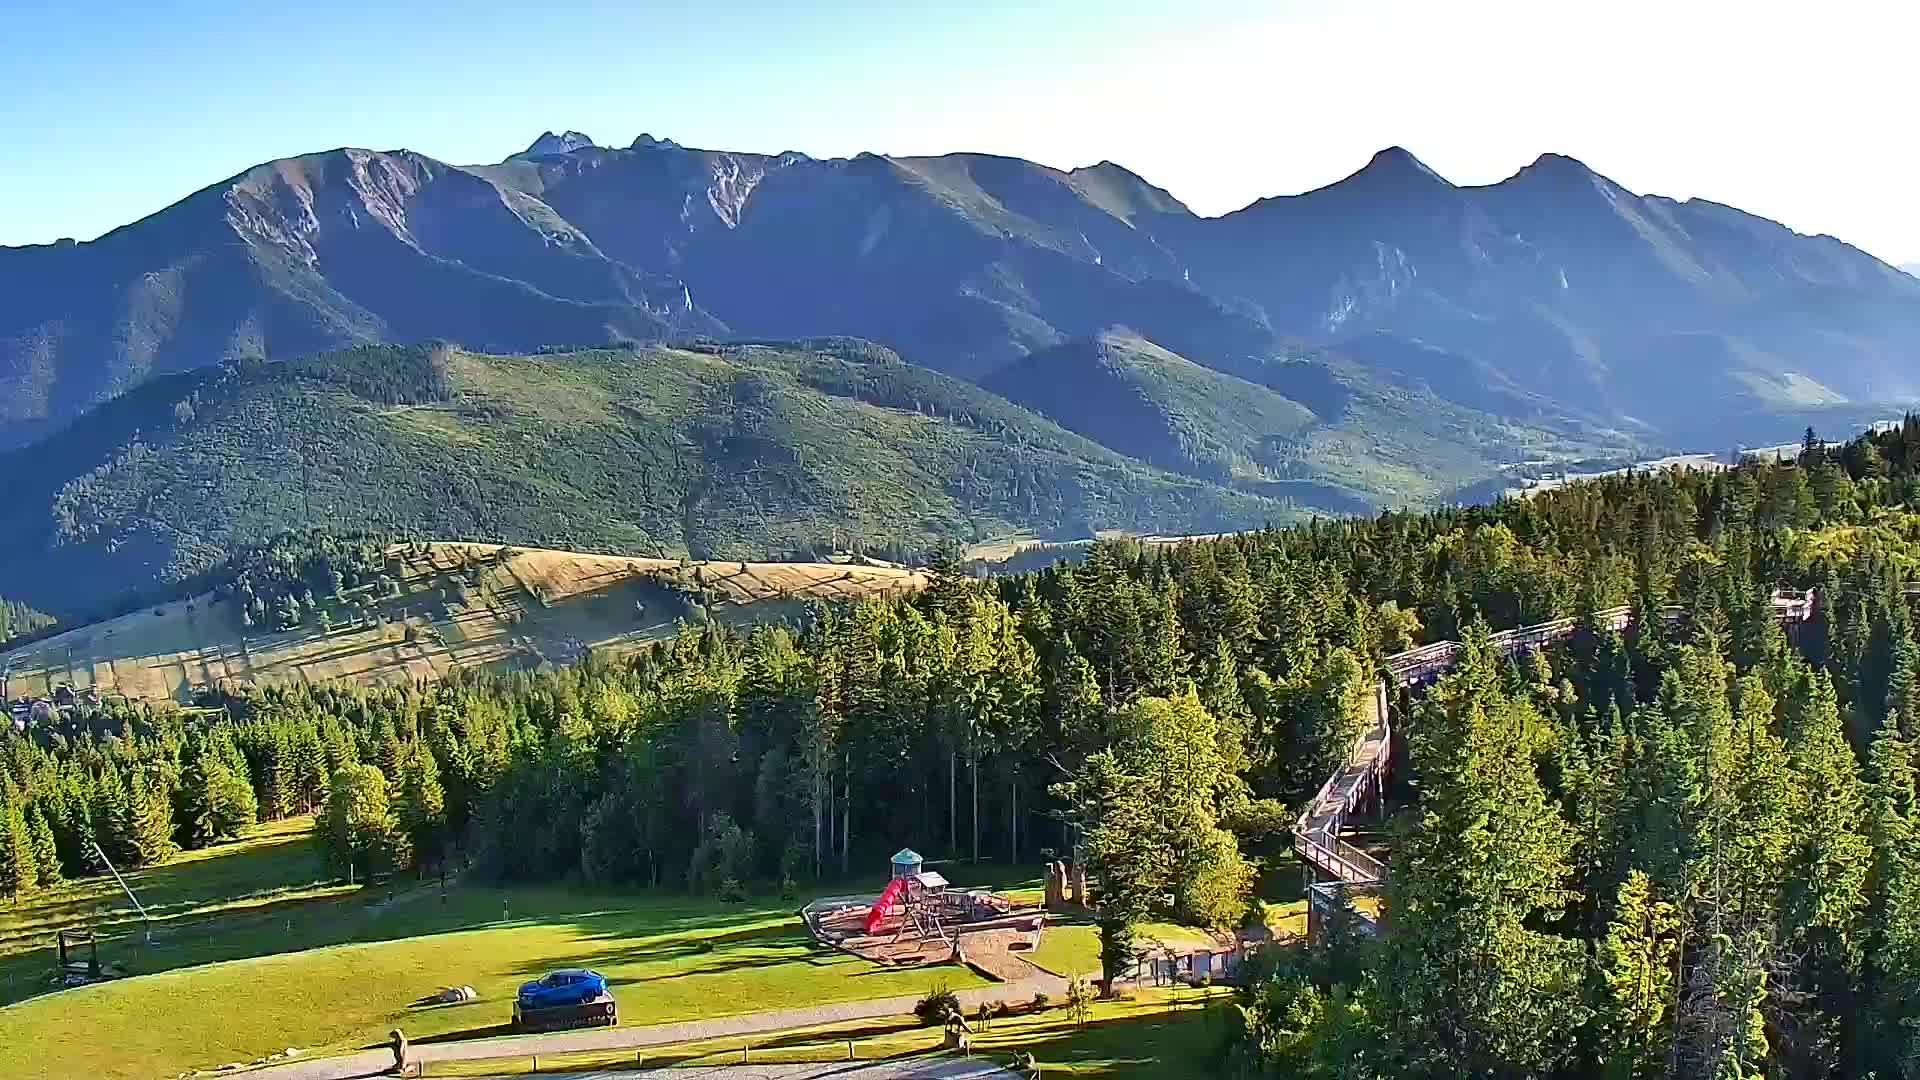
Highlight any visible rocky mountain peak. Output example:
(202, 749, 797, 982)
(1068, 161, 1192, 218)
(522, 131, 597, 157)
(1505, 151, 1611, 191)
(1350, 146, 1451, 188)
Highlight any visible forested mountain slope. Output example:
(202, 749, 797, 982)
(986, 328, 1612, 508)
(982, 330, 1317, 482)
(4, 133, 1914, 452)
(0, 340, 1284, 618)
(4, 420, 1920, 1077)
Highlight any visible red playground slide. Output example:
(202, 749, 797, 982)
(863, 878, 909, 935)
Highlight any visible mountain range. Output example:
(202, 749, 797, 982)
(5, 133, 1917, 447)
(1903, 263, 1920, 278)
(0, 131, 1916, 612)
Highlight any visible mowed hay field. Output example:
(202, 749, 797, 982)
(0, 543, 927, 702)
(0, 823, 1008, 1080)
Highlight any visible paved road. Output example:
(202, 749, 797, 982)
(466, 1064, 1013, 1078)
(241, 974, 1061, 1080)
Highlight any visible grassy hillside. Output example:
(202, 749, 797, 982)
(0, 541, 926, 703)
(0, 340, 1286, 618)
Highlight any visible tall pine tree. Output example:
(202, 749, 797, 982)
(0, 798, 36, 901)
(1378, 631, 1588, 1077)
(1595, 869, 1680, 1080)
(1862, 713, 1920, 1076)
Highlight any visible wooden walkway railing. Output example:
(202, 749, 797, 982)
(1293, 589, 1819, 934)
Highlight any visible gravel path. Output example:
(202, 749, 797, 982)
(238, 974, 1061, 1080)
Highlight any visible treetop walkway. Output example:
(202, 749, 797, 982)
(1293, 589, 1819, 935)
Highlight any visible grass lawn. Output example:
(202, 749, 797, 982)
(982, 989, 1235, 1079)
(0, 831, 1043, 1080)
(1029, 852, 1310, 979)
(0, 819, 1261, 1080)
(1028, 923, 1100, 977)
(1256, 855, 1311, 939)
(0, 894, 989, 1080)
(0, 817, 343, 1003)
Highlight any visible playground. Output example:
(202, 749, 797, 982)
(803, 850, 1067, 985)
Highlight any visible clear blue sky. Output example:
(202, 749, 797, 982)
(4, 0, 1915, 263)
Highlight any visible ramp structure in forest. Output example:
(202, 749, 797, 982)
(1294, 590, 1819, 936)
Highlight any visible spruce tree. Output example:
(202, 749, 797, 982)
(1719, 675, 1798, 931)
(262, 724, 295, 819)
(1620, 699, 1700, 895)
(1596, 870, 1680, 1080)
(0, 800, 36, 901)
(1559, 723, 1627, 933)
(26, 806, 61, 888)
(47, 783, 95, 876)
(1856, 590, 1913, 747)
(1095, 909, 1136, 993)
(1891, 629, 1920, 744)
(195, 755, 258, 844)
(373, 715, 403, 784)
(394, 742, 446, 870)
(1041, 637, 1103, 766)
(1782, 671, 1869, 969)
(1862, 714, 1920, 1074)
(1668, 638, 1735, 871)
(289, 724, 328, 814)
(118, 771, 176, 868)
(1379, 633, 1587, 1076)
(92, 769, 131, 868)
(1195, 638, 1252, 773)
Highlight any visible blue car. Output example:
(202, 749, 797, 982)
(513, 969, 616, 1029)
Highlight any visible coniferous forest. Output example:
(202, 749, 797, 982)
(4, 422, 1920, 1077)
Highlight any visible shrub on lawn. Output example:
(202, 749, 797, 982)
(1065, 976, 1094, 1027)
(915, 983, 961, 1026)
